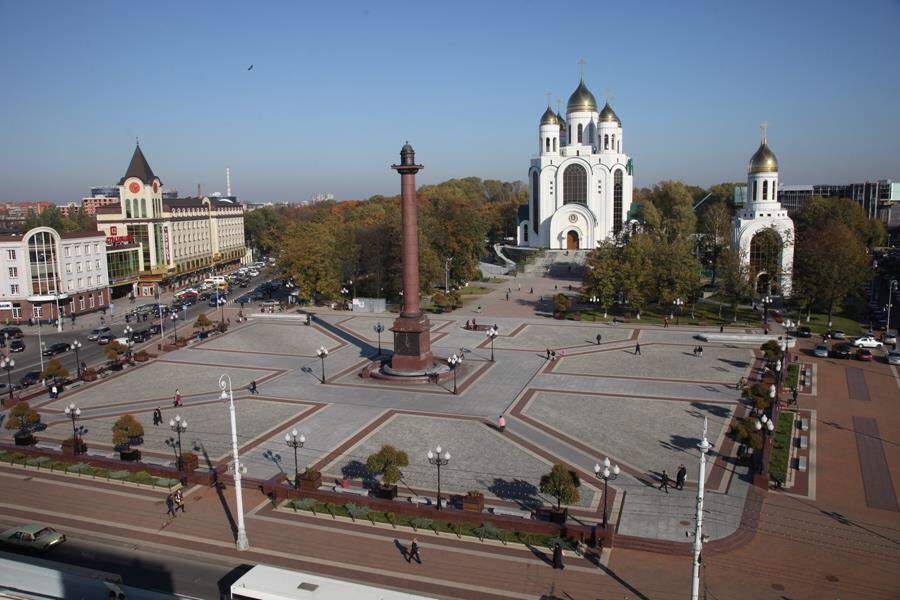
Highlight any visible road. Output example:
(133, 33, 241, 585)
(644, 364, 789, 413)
(1, 270, 274, 394)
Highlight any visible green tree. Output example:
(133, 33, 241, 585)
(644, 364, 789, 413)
(716, 248, 752, 321)
(582, 240, 619, 317)
(365, 444, 409, 488)
(539, 464, 581, 511)
(617, 233, 654, 317)
(4, 401, 40, 434)
(697, 201, 733, 284)
(794, 196, 886, 248)
(194, 313, 212, 332)
(112, 414, 145, 451)
(41, 358, 69, 381)
(105, 341, 128, 362)
(243, 207, 284, 256)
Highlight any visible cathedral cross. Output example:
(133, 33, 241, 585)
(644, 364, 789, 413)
(545, 91, 552, 107)
(604, 89, 616, 104)
(577, 58, 586, 79)
(760, 122, 768, 143)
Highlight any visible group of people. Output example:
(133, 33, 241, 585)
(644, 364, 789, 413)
(165, 488, 185, 517)
(657, 464, 688, 493)
(692, 345, 704, 358)
(545, 348, 566, 360)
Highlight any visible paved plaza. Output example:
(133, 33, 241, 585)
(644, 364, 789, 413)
(198, 320, 343, 356)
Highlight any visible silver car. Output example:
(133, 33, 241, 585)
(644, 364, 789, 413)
(888, 352, 900, 366)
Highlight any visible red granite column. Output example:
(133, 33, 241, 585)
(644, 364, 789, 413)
(389, 142, 434, 374)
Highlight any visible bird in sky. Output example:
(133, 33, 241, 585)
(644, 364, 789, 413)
(247, 64, 253, 71)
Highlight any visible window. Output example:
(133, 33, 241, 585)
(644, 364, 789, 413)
(99, 291, 105, 305)
(12, 305, 21, 319)
(614, 170, 624, 235)
(125, 198, 132, 219)
(65, 264, 71, 274)
(96, 275, 102, 285)
(79, 297, 85, 310)
(523, 224, 528, 242)
(563, 163, 588, 204)
(95, 260, 100, 270)
(10, 284, 19, 295)
(84, 244, 91, 255)
(577, 123, 583, 143)
(8, 267, 17, 278)
(77, 277, 83, 288)
(89, 296, 95, 309)
(86, 261, 92, 271)
(94, 243, 101, 253)
(67, 281, 74, 291)
(762, 180, 768, 200)
(604, 134, 609, 150)
(64, 247, 71, 258)
(611, 134, 616, 151)
(33, 305, 42, 318)
(752, 180, 758, 200)
(141, 198, 147, 218)
(545, 137, 550, 152)
(553, 137, 557, 152)
(27, 230, 59, 296)
(75, 245, 81, 256)
(6, 250, 14, 260)
(76, 262, 82, 273)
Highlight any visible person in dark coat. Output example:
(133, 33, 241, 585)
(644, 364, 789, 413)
(676, 464, 687, 490)
(634, 343, 642, 356)
(596, 333, 602, 345)
(659, 470, 670, 493)
(153, 407, 162, 426)
(552, 542, 564, 569)
(408, 538, 421, 564)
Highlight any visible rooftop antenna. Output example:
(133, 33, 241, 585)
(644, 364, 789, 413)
(226, 167, 232, 197)
(577, 58, 586, 80)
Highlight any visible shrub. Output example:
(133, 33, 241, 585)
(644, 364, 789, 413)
(539, 463, 581, 511)
(81, 367, 97, 380)
(41, 359, 69, 381)
(466, 490, 484, 499)
(447, 291, 462, 308)
(302, 467, 321, 479)
(105, 341, 127, 362)
(553, 293, 570, 313)
(432, 291, 447, 308)
(760, 340, 783, 361)
(193, 314, 212, 333)
(365, 444, 409, 487)
(112, 414, 144, 451)
(4, 401, 40, 434)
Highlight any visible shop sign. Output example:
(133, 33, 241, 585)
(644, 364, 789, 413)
(0, 302, 12, 310)
(106, 235, 134, 244)
(163, 225, 171, 263)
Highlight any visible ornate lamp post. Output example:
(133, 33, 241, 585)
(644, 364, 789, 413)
(71, 340, 83, 378)
(284, 429, 306, 488)
(762, 295, 772, 325)
(168, 415, 187, 470)
(593, 457, 620, 529)
(673, 298, 684, 324)
(316, 345, 328, 383)
(64, 402, 83, 455)
(220, 374, 250, 550)
(448, 353, 462, 395)
(373, 322, 384, 356)
(426, 445, 450, 510)
(218, 296, 227, 324)
(171, 313, 179, 343)
(755, 414, 775, 436)
(123, 326, 133, 360)
(1, 357, 14, 403)
(486, 326, 498, 362)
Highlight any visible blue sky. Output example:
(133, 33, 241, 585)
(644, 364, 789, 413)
(1, 0, 899, 204)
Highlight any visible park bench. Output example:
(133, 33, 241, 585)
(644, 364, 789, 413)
(797, 436, 809, 450)
(798, 418, 809, 431)
(489, 506, 533, 519)
(407, 495, 436, 506)
(796, 456, 808, 472)
(333, 485, 370, 497)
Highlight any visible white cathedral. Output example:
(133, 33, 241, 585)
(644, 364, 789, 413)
(518, 76, 634, 250)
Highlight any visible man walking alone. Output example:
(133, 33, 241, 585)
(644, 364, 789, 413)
(658, 470, 670, 493)
(676, 464, 687, 490)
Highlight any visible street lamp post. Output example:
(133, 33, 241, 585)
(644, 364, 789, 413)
(316, 345, 328, 383)
(284, 429, 306, 488)
(762, 295, 771, 325)
(373, 323, 384, 356)
(426, 446, 450, 510)
(171, 313, 179, 343)
(593, 457, 620, 529)
(71, 340, 83, 378)
(887, 279, 897, 337)
(64, 402, 82, 454)
(673, 298, 684, 325)
(444, 257, 452, 293)
(486, 326, 498, 362)
(218, 297, 226, 323)
(448, 353, 462, 394)
(220, 374, 250, 550)
(168, 415, 188, 470)
(123, 326, 133, 360)
(1, 357, 14, 403)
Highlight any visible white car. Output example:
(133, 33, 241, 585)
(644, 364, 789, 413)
(852, 336, 883, 349)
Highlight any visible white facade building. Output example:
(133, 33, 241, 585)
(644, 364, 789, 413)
(732, 126, 794, 296)
(0, 227, 110, 324)
(518, 77, 634, 250)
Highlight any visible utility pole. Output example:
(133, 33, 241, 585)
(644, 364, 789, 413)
(691, 417, 711, 600)
(887, 279, 897, 337)
(444, 257, 452, 293)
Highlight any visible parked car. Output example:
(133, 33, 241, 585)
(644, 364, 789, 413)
(0, 327, 24, 339)
(131, 329, 151, 342)
(887, 352, 900, 365)
(96, 334, 114, 345)
(852, 336, 883, 349)
(87, 326, 111, 341)
(793, 326, 812, 338)
(829, 343, 854, 359)
(884, 332, 898, 345)
(19, 371, 42, 388)
(42, 342, 71, 357)
(9, 339, 25, 353)
(856, 348, 874, 361)
(813, 344, 829, 358)
(0, 524, 65, 552)
(827, 330, 846, 339)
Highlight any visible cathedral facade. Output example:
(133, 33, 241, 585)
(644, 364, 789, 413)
(518, 77, 634, 250)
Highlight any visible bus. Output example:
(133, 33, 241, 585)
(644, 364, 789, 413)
(230, 565, 435, 600)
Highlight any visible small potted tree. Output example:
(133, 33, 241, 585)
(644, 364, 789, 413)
(81, 367, 98, 382)
(112, 414, 144, 461)
(553, 294, 570, 319)
(133, 350, 149, 363)
(539, 463, 581, 523)
(365, 444, 408, 500)
(463, 490, 485, 512)
(193, 314, 212, 339)
(105, 341, 128, 371)
(4, 401, 40, 446)
(41, 359, 69, 387)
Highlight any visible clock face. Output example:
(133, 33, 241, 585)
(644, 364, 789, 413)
(129, 182, 141, 194)
(152, 182, 158, 193)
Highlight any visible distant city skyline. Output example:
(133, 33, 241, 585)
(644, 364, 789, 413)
(1, 1, 898, 204)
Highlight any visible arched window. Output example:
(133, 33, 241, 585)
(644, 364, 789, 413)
(611, 134, 616, 151)
(577, 123, 583, 143)
(604, 135, 609, 150)
(617, 139, 621, 152)
(613, 170, 623, 234)
(563, 164, 588, 205)
(553, 137, 557, 152)
(523, 223, 528, 242)
(545, 137, 550, 152)
(567, 127, 571, 144)
(531, 171, 540, 234)
(125, 198, 132, 219)
(141, 198, 147, 217)
(762, 180, 768, 200)
(752, 180, 758, 201)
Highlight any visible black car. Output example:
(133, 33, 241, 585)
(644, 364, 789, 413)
(19, 370, 42, 387)
(829, 343, 854, 359)
(0, 327, 24, 339)
(793, 326, 812, 338)
(131, 330, 151, 342)
(148, 323, 161, 335)
(9, 339, 25, 352)
(42, 342, 71, 357)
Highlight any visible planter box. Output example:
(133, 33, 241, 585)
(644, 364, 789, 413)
(299, 473, 322, 491)
(81, 372, 98, 382)
(547, 508, 568, 524)
(61, 438, 87, 456)
(179, 453, 199, 472)
(13, 433, 35, 447)
(120, 448, 142, 462)
(462, 495, 484, 512)
(374, 485, 398, 500)
(134, 354, 149, 363)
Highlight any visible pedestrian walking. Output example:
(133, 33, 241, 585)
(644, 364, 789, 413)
(529, 287, 533, 294)
(791, 387, 799, 405)
(546, 348, 551, 360)
(249, 380, 258, 395)
(663, 317, 668, 328)
(165, 494, 176, 517)
(505, 292, 509, 301)
(498, 414, 506, 432)
(408, 538, 421, 564)
(634, 343, 642, 356)
(676, 464, 687, 490)
(50, 385, 58, 399)
(550, 350, 557, 361)
(719, 324, 724, 333)
(552, 542, 564, 569)
(658, 470, 670, 493)
(698, 345, 703, 359)
(596, 333, 602, 345)
(517, 284, 521, 292)
(153, 407, 162, 426)
(174, 488, 185, 513)
(174, 388, 182, 408)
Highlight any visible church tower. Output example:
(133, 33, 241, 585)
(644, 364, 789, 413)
(732, 126, 794, 296)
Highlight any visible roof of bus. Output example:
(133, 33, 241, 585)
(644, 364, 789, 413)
(230, 565, 435, 600)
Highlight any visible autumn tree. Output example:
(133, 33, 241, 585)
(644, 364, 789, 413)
(41, 358, 69, 382)
(4, 401, 40, 434)
(194, 313, 212, 333)
(582, 240, 619, 317)
(539, 464, 581, 511)
(697, 200, 733, 284)
(716, 248, 752, 321)
(112, 414, 145, 452)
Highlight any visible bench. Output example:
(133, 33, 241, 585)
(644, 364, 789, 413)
(798, 418, 810, 431)
(34, 441, 60, 451)
(797, 436, 809, 450)
(796, 456, 808, 472)
(408, 495, 435, 506)
(333, 485, 370, 497)
(489, 506, 533, 519)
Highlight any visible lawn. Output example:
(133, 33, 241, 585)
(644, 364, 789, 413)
(457, 286, 492, 296)
(285, 499, 576, 550)
(768, 410, 795, 486)
(0, 450, 179, 488)
(794, 313, 863, 336)
(784, 363, 800, 389)
(574, 299, 759, 327)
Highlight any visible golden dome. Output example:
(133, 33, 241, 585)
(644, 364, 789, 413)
(557, 112, 566, 129)
(748, 143, 778, 173)
(540, 106, 559, 126)
(567, 79, 598, 113)
(599, 102, 621, 125)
